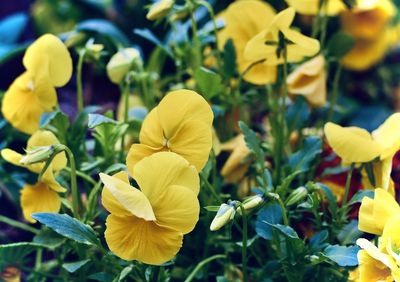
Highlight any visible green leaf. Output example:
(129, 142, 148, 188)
(204, 206, 221, 212)
(88, 113, 118, 129)
(327, 32, 355, 60)
(255, 203, 282, 240)
(32, 213, 99, 246)
(63, 259, 90, 273)
(349, 190, 374, 205)
(270, 224, 299, 239)
(309, 230, 329, 251)
(0, 242, 41, 270)
(316, 182, 338, 214)
(286, 97, 310, 133)
(194, 67, 223, 100)
(288, 136, 322, 172)
(113, 265, 133, 282)
(134, 28, 173, 57)
(40, 111, 70, 143)
(323, 245, 359, 267)
(33, 228, 67, 250)
(338, 220, 363, 245)
(239, 121, 263, 158)
(222, 39, 237, 79)
(77, 19, 131, 46)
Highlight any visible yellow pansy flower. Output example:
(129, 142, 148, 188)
(217, 0, 277, 85)
(146, 0, 174, 21)
(126, 89, 213, 173)
(1, 34, 72, 134)
(341, 0, 396, 41)
(0, 130, 67, 222)
(220, 134, 251, 184)
(244, 7, 320, 66)
(285, 0, 346, 16)
(287, 55, 327, 107)
(100, 152, 200, 264)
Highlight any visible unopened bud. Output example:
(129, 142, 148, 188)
(146, 0, 174, 21)
(237, 194, 264, 214)
(210, 203, 235, 231)
(20, 146, 54, 165)
(286, 186, 308, 206)
(107, 48, 142, 84)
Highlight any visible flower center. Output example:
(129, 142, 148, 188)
(27, 79, 35, 92)
(162, 137, 170, 148)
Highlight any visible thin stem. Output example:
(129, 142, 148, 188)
(35, 248, 42, 271)
(119, 81, 130, 160)
(276, 196, 289, 225)
(342, 163, 355, 207)
(64, 146, 81, 219)
(64, 167, 96, 186)
(184, 254, 226, 282)
(240, 205, 248, 282)
(200, 173, 222, 204)
(327, 64, 342, 121)
(76, 49, 86, 113)
(0, 215, 39, 234)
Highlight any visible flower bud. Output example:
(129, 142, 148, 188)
(19, 146, 54, 165)
(286, 186, 308, 206)
(107, 48, 142, 84)
(146, 0, 174, 21)
(210, 203, 235, 231)
(237, 194, 264, 214)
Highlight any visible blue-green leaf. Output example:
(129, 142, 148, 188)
(338, 220, 363, 245)
(323, 245, 359, 267)
(255, 203, 282, 240)
(349, 190, 374, 205)
(0, 13, 28, 44)
(88, 113, 117, 129)
(288, 136, 322, 172)
(63, 259, 91, 273)
(0, 242, 41, 270)
(77, 19, 130, 46)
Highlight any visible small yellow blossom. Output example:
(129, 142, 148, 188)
(285, 0, 346, 16)
(127, 89, 213, 173)
(0, 130, 66, 222)
(2, 34, 72, 134)
(146, 0, 174, 21)
(101, 152, 199, 264)
(287, 55, 327, 107)
(244, 7, 320, 66)
(217, 0, 277, 85)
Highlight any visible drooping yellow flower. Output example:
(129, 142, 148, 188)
(0, 130, 66, 222)
(217, 0, 277, 85)
(127, 89, 213, 173)
(285, 0, 346, 16)
(220, 134, 251, 184)
(341, 0, 396, 41)
(100, 152, 200, 264)
(1, 34, 72, 134)
(244, 7, 320, 66)
(287, 55, 327, 107)
(358, 188, 400, 235)
(146, 0, 174, 21)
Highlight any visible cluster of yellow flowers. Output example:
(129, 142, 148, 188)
(100, 90, 213, 264)
(1, 34, 72, 134)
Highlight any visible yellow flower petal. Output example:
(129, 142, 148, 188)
(126, 144, 164, 175)
(281, 27, 320, 58)
(381, 214, 400, 258)
(372, 113, 400, 160)
(133, 152, 200, 202)
(169, 120, 213, 171)
(139, 108, 164, 148)
(157, 90, 213, 139)
(286, 0, 346, 16)
(99, 173, 156, 221)
(23, 34, 72, 87)
(324, 122, 383, 163)
(357, 238, 392, 268)
(357, 249, 392, 282)
(358, 196, 382, 235)
(105, 214, 183, 264)
(20, 182, 61, 223)
(41, 167, 67, 193)
(152, 184, 199, 234)
(101, 171, 134, 217)
(372, 188, 400, 232)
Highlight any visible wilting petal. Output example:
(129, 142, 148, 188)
(23, 34, 72, 87)
(169, 120, 213, 171)
(102, 171, 134, 217)
(126, 143, 164, 175)
(139, 108, 164, 148)
(324, 122, 383, 163)
(20, 182, 61, 223)
(133, 152, 200, 204)
(157, 90, 213, 139)
(99, 173, 156, 221)
(372, 113, 400, 160)
(153, 184, 199, 234)
(105, 214, 183, 264)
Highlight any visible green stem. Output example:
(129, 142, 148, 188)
(0, 215, 39, 234)
(200, 173, 222, 204)
(64, 146, 81, 219)
(276, 196, 289, 225)
(150, 266, 160, 282)
(240, 205, 248, 282)
(77, 49, 86, 113)
(120, 81, 130, 160)
(35, 248, 42, 271)
(64, 167, 96, 186)
(327, 64, 342, 122)
(342, 163, 355, 207)
(184, 254, 226, 282)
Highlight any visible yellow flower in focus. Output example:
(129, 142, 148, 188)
(0, 130, 66, 223)
(220, 134, 251, 184)
(2, 34, 72, 134)
(287, 55, 327, 107)
(146, 0, 174, 21)
(217, 0, 277, 85)
(285, 0, 346, 16)
(244, 7, 320, 66)
(100, 152, 199, 264)
(358, 188, 400, 235)
(127, 89, 213, 173)
(341, 0, 396, 41)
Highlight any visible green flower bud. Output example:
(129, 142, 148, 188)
(20, 146, 54, 165)
(237, 194, 264, 214)
(210, 203, 235, 231)
(146, 0, 174, 21)
(286, 186, 308, 206)
(107, 48, 142, 84)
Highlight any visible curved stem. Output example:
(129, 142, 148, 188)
(184, 254, 226, 282)
(76, 49, 86, 113)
